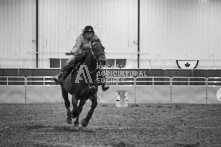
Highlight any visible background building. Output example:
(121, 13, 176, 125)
(0, 0, 221, 70)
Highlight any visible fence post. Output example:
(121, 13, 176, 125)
(170, 77, 172, 103)
(134, 77, 137, 104)
(206, 78, 208, 104)
(25, 77, 27, 104)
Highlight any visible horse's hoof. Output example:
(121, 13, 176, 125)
(73, 125, 80, 131)
(66, 111, 72, 124)
(66, 117, 72, 124)
(81, 118, 89, 127)
(74, 122, 79, 127)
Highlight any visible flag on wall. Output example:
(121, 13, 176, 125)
(176, 60, 199, 69)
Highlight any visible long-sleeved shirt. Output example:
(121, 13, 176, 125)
(71, 33, 101, 53)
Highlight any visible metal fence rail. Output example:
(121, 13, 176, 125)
(0, 76, 26, 85)
(172, 77, 207, 85)
(26, 76, 55, 85)
(0, 76, 221, 86)
(207, 77, 221, 86)
(136, 77, 171, 85)
(0, 76, 221, 104)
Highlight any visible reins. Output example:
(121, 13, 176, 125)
(89, 42, 104, 74)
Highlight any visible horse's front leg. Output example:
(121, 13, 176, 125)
(61, 87, 72, 124)
(81, 94, 98, 127)
(72, 94, 79, 119)
(74, 99, 86, 127)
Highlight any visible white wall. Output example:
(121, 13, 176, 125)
(140, 0, 221, 68)
(0, 0, 36, 68)
(38, 0, 138, 68)
(0, 0, 221, 69)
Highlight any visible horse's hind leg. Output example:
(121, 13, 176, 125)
(81, 94, 98, 127)
(61, 87, 72, 124)
(74, 99, 86, 127)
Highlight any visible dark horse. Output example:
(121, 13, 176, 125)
(61, 42, 106, 128)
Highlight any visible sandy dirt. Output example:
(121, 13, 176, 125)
(0, 103, 220, 147)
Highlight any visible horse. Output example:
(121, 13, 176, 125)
(60, 42, 106, 128)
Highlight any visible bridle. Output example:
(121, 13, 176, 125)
(89, 42, 105, 65)
(89, 42, 105, 74)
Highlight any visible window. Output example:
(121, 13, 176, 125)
(61, 59, 68, 67)
(50, 58, 126, 68)
(116, 59, 126, 68)
(106, 59, 126, 68)
(50, 58, 68, 68)
(106, 59, 115, 67)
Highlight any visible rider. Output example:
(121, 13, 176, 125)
(54, 26, 109, 91)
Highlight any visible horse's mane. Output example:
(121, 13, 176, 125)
(76, 48, 96, 71)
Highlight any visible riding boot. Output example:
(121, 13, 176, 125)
(101, 82, 109, 91)
(54, 64, 73, 85)
(98, 69, 109, 91)
(54, 51, 84, 85)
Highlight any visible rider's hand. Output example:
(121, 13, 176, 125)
(70, 51, 75, 54)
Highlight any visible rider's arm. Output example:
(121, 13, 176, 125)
(71, 35, 83, 53)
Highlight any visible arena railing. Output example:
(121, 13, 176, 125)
(171, 77, 207, 85)
(0, 76, 26, 85)
(106, 77, 135, 85)
(135, 76, 171, 85)
(0, 76, 220, 86)
(1, 76, 221, 104)
(207, 77, 221, 86)
(26, 76, 55, 85)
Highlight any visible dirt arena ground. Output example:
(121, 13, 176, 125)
(0, 102, 220, 147)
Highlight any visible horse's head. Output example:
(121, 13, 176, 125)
(90, 41, 106, 66)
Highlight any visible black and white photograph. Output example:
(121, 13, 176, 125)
(0, 0, 221, 146)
